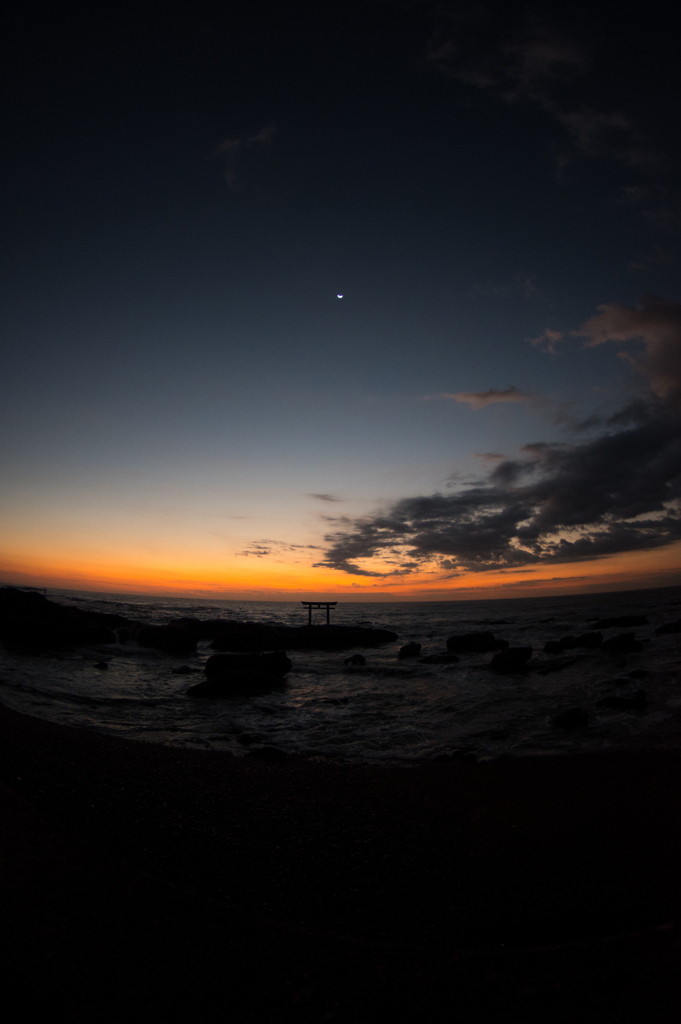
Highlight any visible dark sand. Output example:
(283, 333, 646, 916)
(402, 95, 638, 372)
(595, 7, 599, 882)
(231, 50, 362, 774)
(1, 701, 680, 1022)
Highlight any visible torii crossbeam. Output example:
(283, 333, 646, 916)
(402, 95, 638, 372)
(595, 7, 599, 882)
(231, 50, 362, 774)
(301, 601, 337, 626)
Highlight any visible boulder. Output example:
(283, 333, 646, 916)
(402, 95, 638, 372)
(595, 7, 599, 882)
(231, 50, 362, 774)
(554, 708, 588, 729)
(543, 640, 563, 655)
(210, 625, 398, 652)
(344, 654, 366, 666)
(654, 619, 681, 635)
(204, 651, 292, 678)
(597, 689, 647, 710)
(545, 632, 602, 654)
(418, 653, 460, 664)
(601, 632, 642, 654)
(446, 632, 508, 654)
(93, 661, 108, 669)
(490, 647, 533, 673)
(80, 624, 118, 645)
(398, 642, 421, 659)
(592, 615, 648, 629)
(135, 626, 198, 655)
(186, 670, 283, 698)
(246, 746, 288, 762)
(115, 627, 131, 643)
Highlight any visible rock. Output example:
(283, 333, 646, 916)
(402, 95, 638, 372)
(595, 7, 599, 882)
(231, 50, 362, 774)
(246, 746, 288, 762)
(93, 661, 108, 669)
(601, 632, 642, 654)
(135, 626, 198, 655)
(398, 642, 421, 659)
(546, 632, 602, 654)
(418, 653, 460, 664)
(490, 647, 533, 673)
(597, 689, 647, 710)
(80, 624, 118, 645)
(210, 625, 398, 652)
(628, 669, 649, 678)
(654, 619, 681, 635)
(554, 708, 588, 729)
(204, 651, 292, 678)
(446, 632, 508, 654)
(592, 615, 648, 629)
(186, 670, 283, 697)
(115, 627, 131, 643)
(530, 656, 578, 674)
(171, 665, 195, 674)
(344, 654, 366, 666)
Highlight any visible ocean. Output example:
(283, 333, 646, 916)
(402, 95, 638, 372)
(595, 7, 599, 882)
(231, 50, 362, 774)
(1, 585, 680, 764)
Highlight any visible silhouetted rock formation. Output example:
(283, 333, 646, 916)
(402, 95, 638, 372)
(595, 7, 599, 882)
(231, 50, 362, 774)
(210, 625, 398, 652)
(544, 632, 602, 654)
(601, 632, 643, 654)
(205, 651, 292, 678)
(186, 670, 284, 698)
(135, 626, 198, 655)
(398, 642, 421, 659)
(0, 587, 132, 651)
(654, 618, 681, 635)
(591, 615, 648, 629)
(597, 689, 647, 710)
(344, 654, 366, 666)
(554, 708, 588, 728)
(490, 647, 533, 673)
(446, 632, 508, 654)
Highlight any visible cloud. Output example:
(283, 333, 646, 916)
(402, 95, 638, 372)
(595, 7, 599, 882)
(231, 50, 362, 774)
(474, 452, 505, 461)
(446, 385, 536, 409)
(239, 538, 320, 557)
(306, 493, 343, 502)
(314, 295, 681, 578)
(423, 8, 662, 174)
(575, 295, 681, 402)
(216, 123, 276, 188)
(529, 328, 563, 354)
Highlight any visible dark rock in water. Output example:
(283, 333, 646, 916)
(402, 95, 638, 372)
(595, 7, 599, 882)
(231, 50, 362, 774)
(398, 642, 421, 659)
(654, 618, 681, 635)
(0, 587, 134, 650)
(628, 669, 649, 679)
(418, 653, 460, 664)
(205, 651, 292, 678)
(210, 624, 397, 652)
(344, 654, 366, 666)
(93, 661, 108, 669)
(446, 632, 508, 654)
(186, 669, 283, 698)
(601, 632, 642, 654)
(171, 665, 195, 674)
(238, 733, 261, 745)
(547, 632, 602, 654)
(246, 746, 288, 762)
(530, 656, 578, 674)
(539, 618, 556, 623)
(598, 689, 647, 710)
(81, 624, 118, 645)
(135, 625, 198, 655)
(554, 708, 588, 729)
(490, 647, 533, 673)
(115, 627, 131, 643)
(592, 615, 648, 629)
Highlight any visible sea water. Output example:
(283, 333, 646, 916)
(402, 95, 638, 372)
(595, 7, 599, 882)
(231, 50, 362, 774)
(1, 585, 680, 763)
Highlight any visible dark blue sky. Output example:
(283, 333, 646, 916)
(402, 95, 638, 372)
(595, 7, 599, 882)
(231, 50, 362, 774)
(2, 1, 681, 597)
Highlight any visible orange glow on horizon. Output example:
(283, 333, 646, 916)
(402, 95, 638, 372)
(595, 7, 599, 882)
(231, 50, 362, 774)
(2, 540, 681, 601)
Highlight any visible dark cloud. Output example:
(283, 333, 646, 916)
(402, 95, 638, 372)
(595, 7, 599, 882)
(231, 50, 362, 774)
(315, 296, 681, 578)
(307, 493, 343, 502)
(216, 124, 276, 189)
(423, 5, 664, 174)
(239, 539, 320, 557)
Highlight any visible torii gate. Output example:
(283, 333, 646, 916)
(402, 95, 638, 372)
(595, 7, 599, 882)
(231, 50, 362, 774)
(301, 601, 337, 626)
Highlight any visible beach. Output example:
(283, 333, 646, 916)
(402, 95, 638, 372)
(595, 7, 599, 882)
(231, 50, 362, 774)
(1, 700, 680, 1021)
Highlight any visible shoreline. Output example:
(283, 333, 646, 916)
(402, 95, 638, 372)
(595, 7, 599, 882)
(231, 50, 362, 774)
(2, 700, 680, 1019)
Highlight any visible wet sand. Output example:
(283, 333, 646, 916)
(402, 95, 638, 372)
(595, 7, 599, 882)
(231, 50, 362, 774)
(1, 701, 680, 1021)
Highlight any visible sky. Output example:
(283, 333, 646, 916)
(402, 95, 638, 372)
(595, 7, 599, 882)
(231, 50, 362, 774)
(2, 0, 681, 600)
